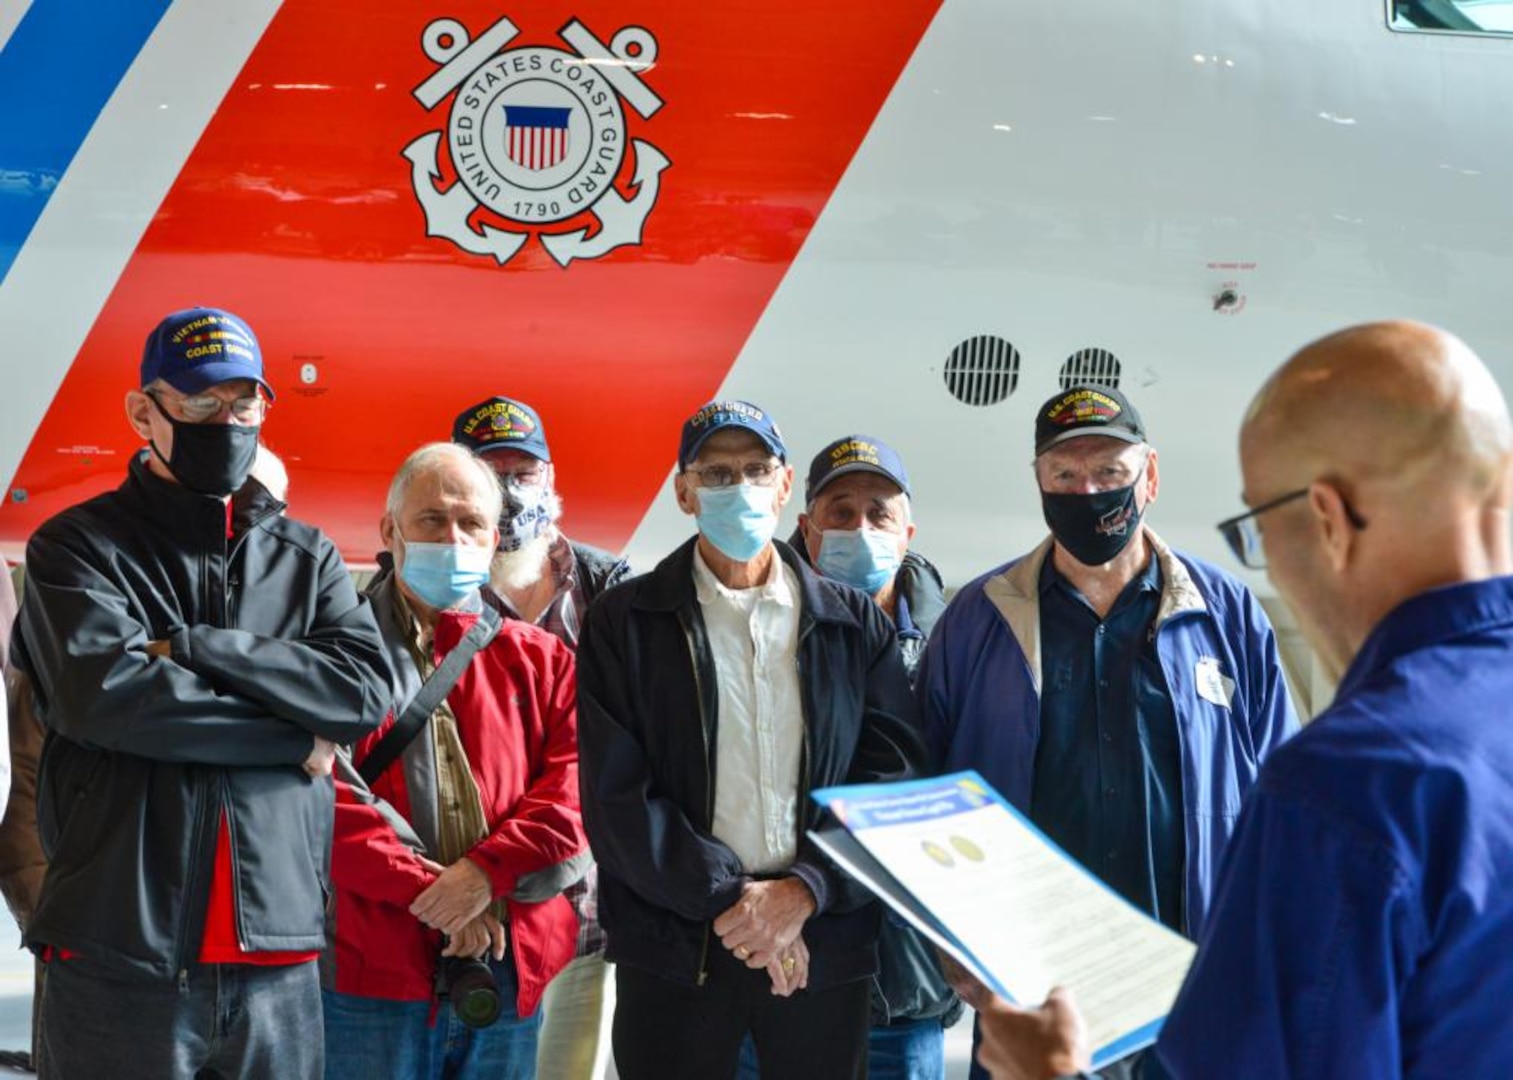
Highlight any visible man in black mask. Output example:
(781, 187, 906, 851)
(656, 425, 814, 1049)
(10, 307, 390, 1079)
(917, 384, 1298, 1080)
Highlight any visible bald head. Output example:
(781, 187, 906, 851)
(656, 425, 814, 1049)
(1240, 321, 1513, 678)
(1243, 321, 1511, 507)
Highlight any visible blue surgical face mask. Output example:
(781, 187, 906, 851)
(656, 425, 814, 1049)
(816, 527, 902, 595)
(695, 484, 779, 562)
(396, 530, 493, 610)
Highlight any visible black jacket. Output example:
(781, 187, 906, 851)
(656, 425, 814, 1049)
(576, 537, 925, 990)
(11, 453, 389, 981)
(785, 527, 959, 1026)
(566, 540, 633, 607)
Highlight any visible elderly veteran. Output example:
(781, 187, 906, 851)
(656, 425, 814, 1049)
(920, 384, 1298, 1080)
(11, 307, 389, 1079)
(577, 400, 925, 1080)
(737, 434, 958, 1080)
(323, 442, 588, 1080)
(451, 394, 630, 1080)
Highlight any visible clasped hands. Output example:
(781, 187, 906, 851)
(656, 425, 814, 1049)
(712, 877, 815, 997)
(411, 856, 505, 961)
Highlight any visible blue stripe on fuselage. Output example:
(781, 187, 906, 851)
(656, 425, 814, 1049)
(0, 0, 174, 284)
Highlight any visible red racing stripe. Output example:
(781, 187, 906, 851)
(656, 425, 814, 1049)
(1, 0, 941, 559)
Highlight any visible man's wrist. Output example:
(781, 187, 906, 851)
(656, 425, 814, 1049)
(784, 872, 819, 916)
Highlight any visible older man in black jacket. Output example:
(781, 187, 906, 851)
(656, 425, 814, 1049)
(577, 400, 924, 1080)
(11, 308, 389, 1080)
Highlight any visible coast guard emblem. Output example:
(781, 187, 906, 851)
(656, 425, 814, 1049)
(405, 15, 670, 267)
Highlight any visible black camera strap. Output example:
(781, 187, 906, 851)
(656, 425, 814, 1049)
(357, 604, 503, 786)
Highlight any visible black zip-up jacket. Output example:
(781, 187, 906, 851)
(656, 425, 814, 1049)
(784, 527, 961, 1026)
(576, 537, 925, 990)
(11, 453, 389, 981)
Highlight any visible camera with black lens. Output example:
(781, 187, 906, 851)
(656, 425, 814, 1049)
(436, 949, 503, 1029)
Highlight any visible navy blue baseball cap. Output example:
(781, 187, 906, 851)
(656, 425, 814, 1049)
(805, 435, 911, 504)
(452, 396, 551, 462)
(679, 400, 786, 468)
(141, 308, 274, 398)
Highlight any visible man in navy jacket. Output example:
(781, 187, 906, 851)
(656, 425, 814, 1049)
(577, 401, 924, 1080)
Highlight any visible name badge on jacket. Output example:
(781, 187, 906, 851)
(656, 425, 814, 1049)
(1195, 656, 1235, 709)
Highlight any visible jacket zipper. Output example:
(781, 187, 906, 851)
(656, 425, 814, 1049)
(1148, 616, 1194, 934)
(679, 610, 716, 987)
(175, 772, 214, 985)
(794, 627, 813, 851)
(221, 772, 250, 952)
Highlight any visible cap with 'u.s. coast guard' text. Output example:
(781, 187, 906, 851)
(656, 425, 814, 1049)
(1034, 384, 1145, 456)
(452, 396, 552, 462)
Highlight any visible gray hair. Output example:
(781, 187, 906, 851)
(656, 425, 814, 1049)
(386, 442, 503, 523)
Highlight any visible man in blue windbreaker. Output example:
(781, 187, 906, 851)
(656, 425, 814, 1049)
(919, 384, 1297, 1078)
(977, 321, 1513, 1079)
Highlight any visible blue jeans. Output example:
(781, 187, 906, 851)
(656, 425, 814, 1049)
(38, 958, 322, 1080)
(323, 957, 539, 1080)
(738, 1018, 944, 1080)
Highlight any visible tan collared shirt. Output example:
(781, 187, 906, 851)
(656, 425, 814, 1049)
(692, 547, 804, 874)
(391, 588, 504, 922)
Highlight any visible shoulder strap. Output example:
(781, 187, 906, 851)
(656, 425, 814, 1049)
(357, 604, 502, 786)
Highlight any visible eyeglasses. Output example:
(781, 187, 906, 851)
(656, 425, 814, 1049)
(1216, 486, 1367, 570)
(496, 465, 548, 489)
(150, 389, 268, 424)
(683, 461, 781, 489)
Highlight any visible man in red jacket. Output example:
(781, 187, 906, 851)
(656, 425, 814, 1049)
(322, 442, 589, 1080)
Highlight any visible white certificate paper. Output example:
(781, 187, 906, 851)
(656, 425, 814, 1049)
(811, 771, 1195, 1068)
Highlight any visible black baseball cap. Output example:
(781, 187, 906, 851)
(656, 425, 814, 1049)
(1034, 385, 1146, 456)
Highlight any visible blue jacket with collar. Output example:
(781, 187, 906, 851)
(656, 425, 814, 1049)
(1157, 576, 1513, 1078)
(918, 532, 1298, 936)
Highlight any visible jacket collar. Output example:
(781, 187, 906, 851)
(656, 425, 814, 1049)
(782, 523, 947, 634)
(983, 528, 1205, 693)
(122, 449, 285, 538)
(634, 535, 861, 628)
(1337, 576, 1513, 702)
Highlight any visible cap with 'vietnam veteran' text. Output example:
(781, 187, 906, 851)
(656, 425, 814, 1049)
(452, 396, 551, 462)
(141, 308, 274, 398)
(678, 400, 786, 468)
(805, 435, 911, 504)
(1034, 384, 1146, 456)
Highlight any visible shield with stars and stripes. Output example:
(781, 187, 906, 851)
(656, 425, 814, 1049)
(502, 105, 572, 170)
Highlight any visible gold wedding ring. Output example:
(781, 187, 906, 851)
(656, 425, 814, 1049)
(782, 956, 796, 974)
(735, 945, 751, 960)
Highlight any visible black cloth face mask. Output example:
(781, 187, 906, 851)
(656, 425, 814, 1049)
(148, 395, 260, 497)
(1040, 483, 1144, 567)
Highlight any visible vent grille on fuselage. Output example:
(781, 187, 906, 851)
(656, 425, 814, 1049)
(1059, 348, 1122, 389)
(943, 335, 1020, 406)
